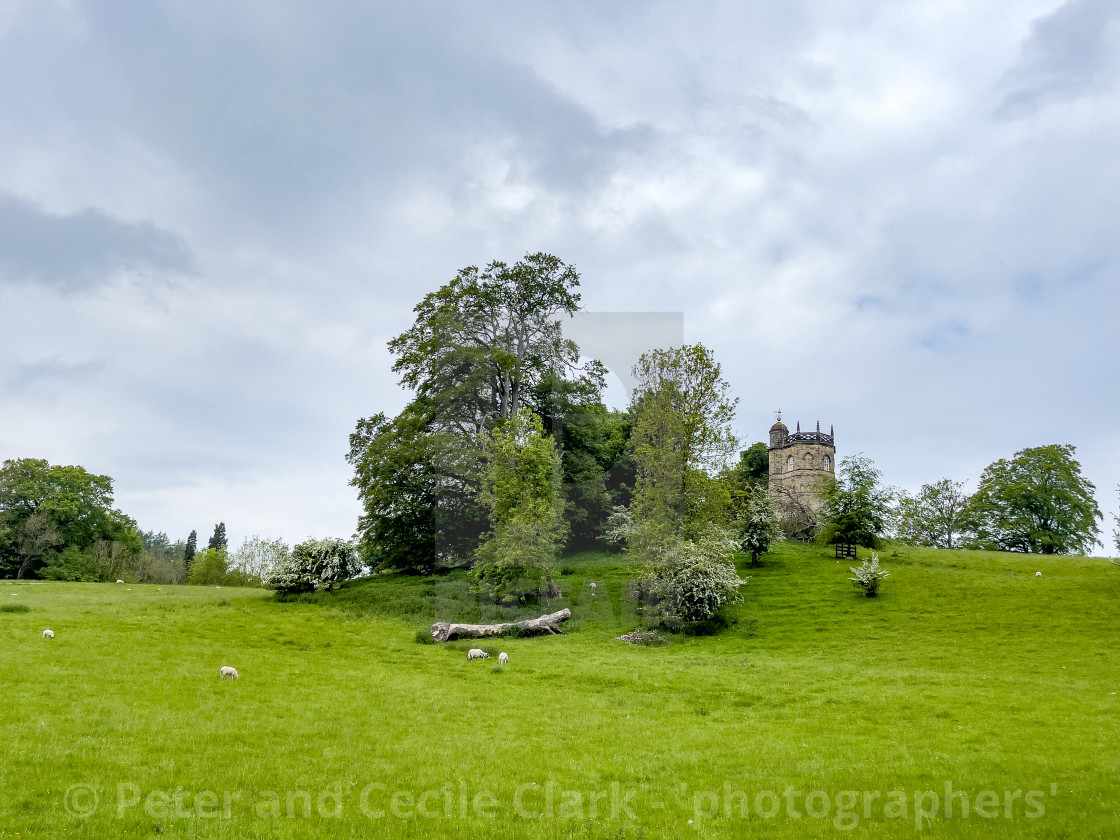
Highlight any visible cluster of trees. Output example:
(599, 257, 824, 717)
(347, 253, 635, 585)
(0, 458, 143, 581)
(813, 445, 1106, 557)
(348, 253, 785, 625)
(0, 461, 309, 585)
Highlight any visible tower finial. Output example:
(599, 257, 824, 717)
(831, 424, 834, 437)
(774, 408, 782, 422)
(816, 420, 820, 433)
(796, 420, 800, 432)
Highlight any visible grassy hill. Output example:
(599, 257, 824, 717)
(2, 542, 1118, 838)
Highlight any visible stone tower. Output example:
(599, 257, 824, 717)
(768, 414, 835, 512)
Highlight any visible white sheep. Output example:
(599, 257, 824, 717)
(467, 648, 489, 661)
(498, 652, 509, 665)
(589, 582, 597, 594)
(219, 666, 239, 679)
(1035, 571, 1043, 577)
(115, 579, 124, 585)
(42, 629, 54, 639)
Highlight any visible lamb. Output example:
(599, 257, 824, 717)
(498, 652, 509, 665)
(589, 582, 597, 594)
(115, 579, 124, 585)
(1035, 571, 1043, 577)
(467, 648, 489, 661)
(219, 666, 239, 679)
(42, 629, 54, 639)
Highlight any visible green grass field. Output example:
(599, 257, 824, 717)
(2, 543, 1118, 838)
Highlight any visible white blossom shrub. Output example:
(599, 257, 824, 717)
(263, 537, 362, 595)
(633, 526, 745, 628)
(850, 553, 890, 597)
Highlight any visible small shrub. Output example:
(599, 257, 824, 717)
(1, 603, 31, 613)
(414, 629, 436, 645)
(616, 630, 668, 646)
(850, 553, 890, 597)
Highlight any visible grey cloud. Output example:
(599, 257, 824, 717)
(3, 357, 105, 393)
(995, 0, 1120, 119)
(67, 3, 653, 246)
(0, 193, 196, 290)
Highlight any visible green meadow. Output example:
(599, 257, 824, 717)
(1, 542, 1118, 838)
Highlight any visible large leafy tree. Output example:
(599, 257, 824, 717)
(350, 253, 600, 571)
(0, 458, 140, 579)
(473, 409, 566, 602)
(963, 444, 1101, 555)
(387, 252, 582, 435)
(628, 344, 739, 536)
(896, 479, 971, 549)
(348, 405, 485, 573)
(818, 454, 894, 550)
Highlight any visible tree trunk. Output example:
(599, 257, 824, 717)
(430, 608, 571, 642)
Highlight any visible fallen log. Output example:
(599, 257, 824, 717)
(430, 608, 571, 642)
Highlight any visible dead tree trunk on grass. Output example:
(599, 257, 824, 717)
(430, 608, 571, 642)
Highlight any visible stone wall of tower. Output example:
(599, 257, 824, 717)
(768, 427, 835, 514)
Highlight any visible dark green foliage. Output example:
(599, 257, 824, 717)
(528, 373, 634, 548)
(0, 603, 30, 613)
(184, 530, 197, 574)
(0, 458, 141, 579)
(962, 444, 1101, 555)
(413, 629, 436, 645)
(208, 522, 228, 552)
(348, 406, 486, 573)
(737, 442, 770, 485)
(818, 454, 894, 550)
(40, 546, 99, 581)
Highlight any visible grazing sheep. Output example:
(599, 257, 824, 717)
(219, 666, 239, 679)
(42, 629, 54, 639)
(498, 652, 509, 665)
(589, 582, 597, 594)
(115, 579, 124, 585)
(1036, 571, 1043, 577)
(467, 648, 489, 661)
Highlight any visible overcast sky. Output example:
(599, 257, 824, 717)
(1, 0, 1118, 552)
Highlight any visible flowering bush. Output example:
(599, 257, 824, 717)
(633, 527, 745, 628)
(849, 553, 890, 597)
(263, 538, 362, 595)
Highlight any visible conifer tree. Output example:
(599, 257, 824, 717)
(208, 522, 227, 552)
(184, 529, 197, 576)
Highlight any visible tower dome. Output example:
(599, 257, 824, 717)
(769, 420, 788, 448)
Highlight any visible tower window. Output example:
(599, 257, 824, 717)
(823, 455, 831, 471)
(786, 455, 794, 472)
